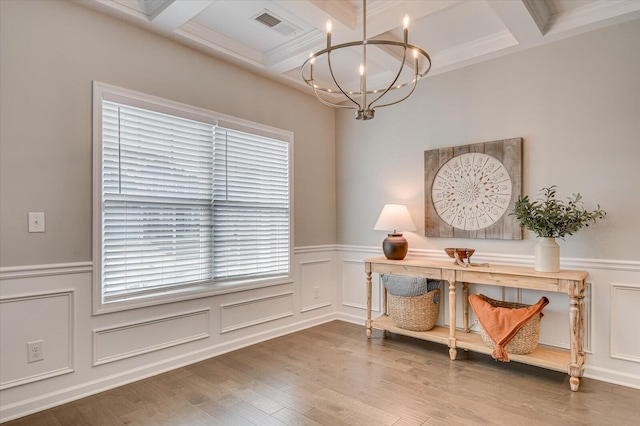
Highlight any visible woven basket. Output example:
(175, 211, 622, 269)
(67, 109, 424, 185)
(476, 294, 541, 355)
(388, 289, 440, 331)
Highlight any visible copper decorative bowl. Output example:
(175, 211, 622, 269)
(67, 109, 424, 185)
(445, 248, 475, 262)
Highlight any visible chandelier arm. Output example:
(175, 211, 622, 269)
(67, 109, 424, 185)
(366, 46, 408, 110)
(301, 54, 357, 108)
(311, 82, 359, 110)
(367, 42, 431, 109)
(371, 70, 419, 109)
(326, 51, 362, 108)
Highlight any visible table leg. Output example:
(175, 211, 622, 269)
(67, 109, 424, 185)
(463, 282, 470, 333)
(447, 276, 457, 360)
(382, 284, 388, 317)
(568, 281, 585, 391)
(366, 266, 372, 339)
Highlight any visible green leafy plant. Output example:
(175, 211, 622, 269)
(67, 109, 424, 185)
(512, 186, 606, 239)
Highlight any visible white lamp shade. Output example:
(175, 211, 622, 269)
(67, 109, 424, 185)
(374, 204, 416, 233)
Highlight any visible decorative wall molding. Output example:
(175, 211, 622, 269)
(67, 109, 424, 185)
(301, 302, 332, 313)
(334, 245, 640, 272)
(341, 259, 380, 313)
(299, 259, 332, 266)
(3, 247, 634, 278)
(0, 290, 74, 390)
(93, 309, 211, 366)
(0, 313, 338, 423)
(299, 259, 333, 313)
(0, 262, 92, 280)
(220, 292, 294, 333)
(294, 245, 339, 254)
(610, 282, 640, 363)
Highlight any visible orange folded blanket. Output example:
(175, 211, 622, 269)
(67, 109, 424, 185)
(469, 294, 549, 362)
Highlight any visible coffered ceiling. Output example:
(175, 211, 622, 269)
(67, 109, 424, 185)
(79, 0, 640, 101)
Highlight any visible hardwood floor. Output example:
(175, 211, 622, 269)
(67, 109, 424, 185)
(6, 321, 640, 425)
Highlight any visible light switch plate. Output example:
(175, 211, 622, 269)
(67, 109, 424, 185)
(28, 212, 45, 233)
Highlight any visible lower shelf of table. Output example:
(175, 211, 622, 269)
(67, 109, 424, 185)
(371, 315, 571, 373)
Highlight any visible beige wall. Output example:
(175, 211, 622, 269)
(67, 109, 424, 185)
(336, 19, 640, 262)
(0, 0, 336, 267)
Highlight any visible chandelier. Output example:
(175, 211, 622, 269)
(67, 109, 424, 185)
(301, 0, 431, 120)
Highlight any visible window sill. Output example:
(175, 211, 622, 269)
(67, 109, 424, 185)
(92, 275, 293, 315)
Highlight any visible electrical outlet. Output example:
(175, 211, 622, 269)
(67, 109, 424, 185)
(313, 287, 319, 299)
(27, 340, 44, 363)
(28, 212, 45, 233)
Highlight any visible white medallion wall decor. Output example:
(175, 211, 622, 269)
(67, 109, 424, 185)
(432, 153, 512, 231)
(424, 138, 522, 239)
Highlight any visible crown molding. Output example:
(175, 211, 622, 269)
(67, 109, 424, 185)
(263, 29, 326, 71)
(177, 21, 265, 68)
(431, 30, 518, 72)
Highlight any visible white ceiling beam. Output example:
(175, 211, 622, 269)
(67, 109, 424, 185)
(522, 0, 552, 35)
(307, 0, 358, 29)
(360, 1, 461, 37)
(546, 0, 640, 38)
(149, 0, 215, 31)
(487, 0, 548, 47)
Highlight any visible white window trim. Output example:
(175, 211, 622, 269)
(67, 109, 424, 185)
(92, 81, 294, 314)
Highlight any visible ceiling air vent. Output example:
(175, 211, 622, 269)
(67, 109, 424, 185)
(255, 12, 281, 28)
(253, 9, 300, 37)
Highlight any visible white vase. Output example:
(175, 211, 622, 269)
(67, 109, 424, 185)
(534, 237, 560, 272)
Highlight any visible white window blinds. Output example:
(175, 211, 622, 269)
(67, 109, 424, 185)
(100, 99, 290, 304)
(212, 128, 290, 280)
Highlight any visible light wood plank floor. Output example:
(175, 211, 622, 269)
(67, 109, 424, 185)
(6, 321, 640, 425)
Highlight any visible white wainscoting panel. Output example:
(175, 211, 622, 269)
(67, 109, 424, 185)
(93, 309, 210, 366)
(341, 259, 380, 313)
(610, 283, 640, 362)
(220, 292, 294, 333)
(300, 259, 332, 313)
(0, 291, 74, 390)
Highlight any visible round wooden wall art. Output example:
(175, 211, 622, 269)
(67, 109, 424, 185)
(431, 152, 512, 231)
(424, 138, 522, 240)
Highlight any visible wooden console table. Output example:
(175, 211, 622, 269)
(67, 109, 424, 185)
(364, 257, 588, 391)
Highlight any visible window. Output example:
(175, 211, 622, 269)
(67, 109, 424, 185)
(93, 82, 292, 313)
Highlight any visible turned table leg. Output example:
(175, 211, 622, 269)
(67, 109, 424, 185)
(366, 266, 372, 339)
(568, 281, 586, 391)
(382, 283, 388, 317)
(463, 282, 470, 333)
(447, 276, 457, 360)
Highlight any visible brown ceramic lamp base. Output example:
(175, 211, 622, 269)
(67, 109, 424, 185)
(382, 233, 408, 260)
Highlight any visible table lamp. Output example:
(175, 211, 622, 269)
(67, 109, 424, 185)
(374, 204, 416, 260)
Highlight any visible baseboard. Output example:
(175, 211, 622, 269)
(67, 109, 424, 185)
(335, 312, 366, 326)
(584, 365, 640, 390)
(0, 313, 339, 423)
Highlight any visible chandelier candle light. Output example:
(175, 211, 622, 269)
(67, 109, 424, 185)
(374, 204, 417, 260)
(301, 0, 431, 120)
